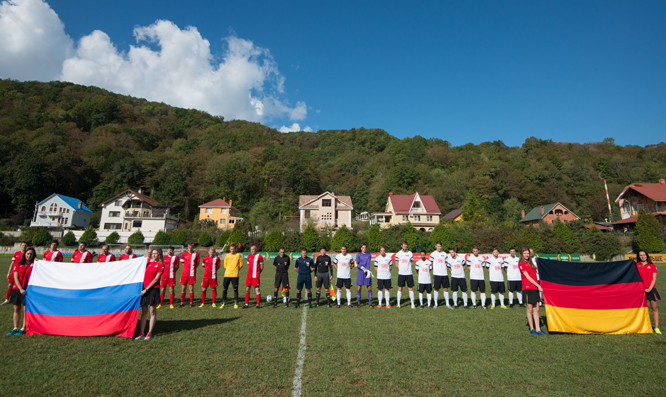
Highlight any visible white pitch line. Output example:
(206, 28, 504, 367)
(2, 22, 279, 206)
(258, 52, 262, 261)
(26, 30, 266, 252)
(292, 305, 308, 397)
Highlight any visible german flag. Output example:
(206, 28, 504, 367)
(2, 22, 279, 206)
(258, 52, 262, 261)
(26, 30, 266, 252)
(537, 258, 653, 334)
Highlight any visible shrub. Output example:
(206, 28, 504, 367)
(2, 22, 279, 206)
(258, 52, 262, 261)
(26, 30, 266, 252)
(367, 224, 383, 252)
(263, 229, 284, 252)
(153, 231, 174, 245)
(633, 208, 666, 253)
(105, 231, 120, 244)
(331, 225, 353, 252)
(283, 232, 301, 252)
(429, 224, 454, 250)
(300, 225, 320, 252)
(521, 226, 543, 253)
(585, 233, 622, 261)
(32, 228, 52, 246)
(128, 231, 144, 245)
(227, 223, 249, 252)
(175, 230, 190, 245)
(216, 231, 231, 247)
(0, 232, 15, 246)
(401, 223, 420, 252)
(198, 231, 213, 247)
(78, 226, 98, 246)
(61, 231, 77, 246)
(19, 227, 40, 244)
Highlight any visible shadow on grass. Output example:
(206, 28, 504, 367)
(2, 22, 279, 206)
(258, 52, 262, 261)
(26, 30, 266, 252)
(156, 317, 240, 334)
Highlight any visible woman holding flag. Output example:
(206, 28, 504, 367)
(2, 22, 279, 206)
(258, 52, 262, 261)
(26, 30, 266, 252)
(7, 247, 36, 336)
(519, 247, 547, 336)
(637, 250, 660, 334)
(136, 248, 164, 341)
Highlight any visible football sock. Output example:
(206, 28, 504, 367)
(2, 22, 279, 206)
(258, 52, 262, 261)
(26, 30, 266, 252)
(491, 294, 496, 307)
(169, 293, 174, 305)
(462, 292, 468, 306)
(234, 288, 239, 305)
(245, 292, 250, 305)
(481, 293, 487, 307)
(316, 291, 321, 305)
(471, 291, 477, 306)
(307, 292, 312, 304)
(434, 290, 439, 306)
(444, 291, 450, 306)
(160, 293, 164, 306)
(397, 291, 402, 306)
(180, 293, 185, 304)
(5, 286, 11, 300)
(378, 291, 383, 305)
(509, 292, 514, 305)
(367, 290, 372, 306)
(385, 291, 390, 306)
(296, 292, 301, 305)
(346, 289, 351, 306)
(274, 292, 278, 302)
(453, 292, 458, 306)
(357, 291, 361, 306)
(518, 292, 523, 304)
(419, 293, 424, 306)
(325, 291, 330, 305)
(409, 291, 415, 306)
(499, 294, 505, 306)
(212, 291, 217, 304)
(337, 289, 342, 304)
(201, 292, 206, 305)
(256, 294, 261, 305)
(189, 293, 193, 305)
(427, 293, 432, 306)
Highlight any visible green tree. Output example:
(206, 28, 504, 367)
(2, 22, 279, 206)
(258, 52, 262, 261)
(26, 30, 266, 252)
(31, 228, 52, 246)
(263, 229, 284, 252)
(633, 208, 666, 253)
(128, 231, 144, 245)
(352, 181, 370, 213)
(552, 221, 578, 252)
(227, 223, 249, 252)
(198, 231, 213, 247)
(331, 225, 354, 251)
(461, 190, 485, 224)
(61, 231, 77, 246)
(381, 225, 403, 252)
(152, 231, 173, 245)
(19, 227, 40, 244)
(401, 222, 420, 251)
(216, 231, 231, 247)
(78, 226, 98, 245)
(283, 232, 301, 252)
(176, 230, 190, 245)
(585, 233, 622, 261)
(105, 232, 120, 244)
(367, 224, 383, 252)
(429, 224, 454, 250)
(521, 226, 543, 253)
(301, 225, 321, 252)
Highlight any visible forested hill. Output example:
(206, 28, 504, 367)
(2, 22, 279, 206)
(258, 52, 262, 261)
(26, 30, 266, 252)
(1, 78, 665, 227)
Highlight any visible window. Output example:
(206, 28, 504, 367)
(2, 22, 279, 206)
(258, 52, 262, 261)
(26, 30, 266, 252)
(335, 210, 339, 220)
(220, 219, 226, 225)
(221, 209, 227, 214)
(426, 216, 433, 222)
(402, 215, 409, 222)
(412, 202, 421, 208)
(205, 208, 213, 214)
(229, 219, 235, 224)
(322, 199, 332, 207)
(555, 209, 563, 216)
(115, 200, 122, 206)
(414, 215, 421, 222)
(304, 210, 310, 219)
(104, 223, 121, 230)
(64, 218, 68, 224)
(321, 213, 332, 220)
(109, 211, 120, 218)
(133, 220, 142, 228)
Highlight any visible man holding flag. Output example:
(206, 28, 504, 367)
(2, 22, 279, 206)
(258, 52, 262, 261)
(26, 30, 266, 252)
(96, 245, 115, 263)
(72, 242, 92, 263)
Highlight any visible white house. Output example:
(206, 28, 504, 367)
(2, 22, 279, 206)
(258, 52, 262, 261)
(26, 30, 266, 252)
(298, 192, 353, 232)
(30, 194, 93, 229)
(99, 189, 180, 235)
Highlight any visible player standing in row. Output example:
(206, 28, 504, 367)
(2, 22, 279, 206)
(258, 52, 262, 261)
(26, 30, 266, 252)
(72, 242, 92, 263)
(119, 245, 137, 261)
(334, 245, 355, 308)
(314, 247, 333, 308)
(415, 250, 433, 309)
(6, 247, 36, 336)
(221, 244, 243, 309)
(135, 248, 164, 341)
(395, 241, 415, 309)
(3, 242, 26, 306)
(273, 248, 291, 308)
(244, 245, 264, 309)
(447, 249, 468, 308)
(96, 244, 115, 263)
(504, 248, 523, 307)
(520, 247, 546, 335)
(355, 244, 373, 308)
(430, 242, 451, 309)
(486, 248, 507, 309)
(374, 246, 393, 308)
(200, 248, 220, 307)
(636, 250, 660, 334)
(294, 248, 315, 308)
(159, 246, 180, 309)
(43, 241, 63, 262)
(467, 247, 486, 309)
(180, 243, 199, 307)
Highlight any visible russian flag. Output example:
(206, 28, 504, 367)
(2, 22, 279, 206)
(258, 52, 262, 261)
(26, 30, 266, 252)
(25, 257, 146, 338)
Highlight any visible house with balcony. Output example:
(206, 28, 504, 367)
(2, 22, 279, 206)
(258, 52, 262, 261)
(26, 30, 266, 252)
(30, 193, 93, 229)
(99, 189, 180, 234)
(611, 179, 666, 230)
(371, 192, 441, 232)
(519, 203, 580, 226)
(198, 198, 243, 230)
(299, 192, 353, 232)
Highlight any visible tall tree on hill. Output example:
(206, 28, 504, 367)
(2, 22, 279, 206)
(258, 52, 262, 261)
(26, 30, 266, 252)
(461, 190, 485, 225)
(633, 208, 666, 253)
(352, 181, 370, 213)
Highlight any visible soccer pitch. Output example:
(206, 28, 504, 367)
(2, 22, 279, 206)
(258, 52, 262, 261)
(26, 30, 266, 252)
(1, 256, 665, 396)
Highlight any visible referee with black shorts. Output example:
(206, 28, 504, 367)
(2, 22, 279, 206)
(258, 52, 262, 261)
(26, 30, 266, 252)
(314, 247, 334, 307)
(273, 248, 291, 308)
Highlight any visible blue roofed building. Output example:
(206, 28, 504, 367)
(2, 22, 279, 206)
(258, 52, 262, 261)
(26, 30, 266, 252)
(30, 193, 93, 230)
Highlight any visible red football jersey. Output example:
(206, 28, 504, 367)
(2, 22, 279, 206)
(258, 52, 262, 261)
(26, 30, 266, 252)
(181, 252, 200, 277)
(637, 262, 657, 289)
(143, 261, 164, 288)
(246, 254, 264, 279)
(163, 255, 180, 279)
(202, 256, 221, 279)
(519, 261, 539, 290)
(97, 253, 116, 263)
(72, 250, 92, 263)
(43, 250, 63, 262)
(12, 261, 34, 289)
(119, 253, 137, 261)
(11, 251, 23, 265)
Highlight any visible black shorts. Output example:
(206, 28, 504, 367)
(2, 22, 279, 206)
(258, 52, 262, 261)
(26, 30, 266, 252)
(490, 281, 506, 294)
(315, 273, 331, 289)
(297, 275, 312, 290)
(523, 290, 541, 305)
(450, 277, 467, 292)
(336, 278, 352, 289)
(223, 277, 239, 290)
(398, 275, 414, 288)
(433, 275, 450, 289)
(508, 280, 522, 292)
(274, 273, 289, 289)
(470, 279, 486, 292)
(647, 288, 661, 302)
(140, 288, 160, 306)
(377, 279, 392, 290)
(9, 289, 24, 305)
(418, 283, 433, 293)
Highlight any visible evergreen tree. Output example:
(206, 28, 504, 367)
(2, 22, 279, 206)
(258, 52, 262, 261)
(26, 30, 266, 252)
(128, 231, 144, 245)
(176, 230, 190, 245)
(401, 222, 419, 251)
(429, 224, 454, 250)
(31, 228, 52, 246)
(263, 229, 284, 252)
(634, 208, 666, 253)
(521, 226, 543, 253)
(152, 231, 172, 245)
(352, 181, 370, 213)
(461, 190, 485, 224)
(367, 224, 383, 252)
(331, 225, 353, 251)
(78, 226, 98, 245)
(227, 223, 249, 252)
(198, 231, 213, 247)
(61, 231, 77, 246)
(301, 225, 321, 252)
(216, 231, 231, 247)
(105, 232, 120, 244)
(552, 220, 578, 252)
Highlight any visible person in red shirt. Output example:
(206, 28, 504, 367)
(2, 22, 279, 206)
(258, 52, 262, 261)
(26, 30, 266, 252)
(519, 247, 546, 336)
(97, 244, 116, 263)
(3, 242, 26, 305)
(200, 248, 221, 307)
(636, 250, 660, 334)
(158, 246, 180, 309)
(72, 242, 92, 263)
(6, 247, 36, 336)
(119, 245, 137, 261)
(135, 248, 164, 341)
(244, 245, 264, 308)
(43, 241, 63, 262)
(179, 243, 200, 306)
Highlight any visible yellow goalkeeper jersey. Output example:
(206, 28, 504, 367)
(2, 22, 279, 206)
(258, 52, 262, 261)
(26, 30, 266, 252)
(224, 253, 244, 277)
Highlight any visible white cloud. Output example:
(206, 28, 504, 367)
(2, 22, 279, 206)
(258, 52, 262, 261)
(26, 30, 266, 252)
(0, 0, 73, 81)
(279, 123, 312, 133)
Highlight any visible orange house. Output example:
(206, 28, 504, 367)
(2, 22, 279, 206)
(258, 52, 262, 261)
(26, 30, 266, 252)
(198, 198, 243, 230)
(520, 203, 580, 226)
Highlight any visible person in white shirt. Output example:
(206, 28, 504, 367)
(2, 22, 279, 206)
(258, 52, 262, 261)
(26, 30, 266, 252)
(467, 247, 487, 309)
(446, 249, 469, 308)
(333, 245, 355, 308)
(504, 248, 523, 307)
(430, 241, 452, 309)
(415, 250, 433, 308)
(485, 248, 508, 309)
(374, 246, 393, 309)
(394, 241, 415, 309)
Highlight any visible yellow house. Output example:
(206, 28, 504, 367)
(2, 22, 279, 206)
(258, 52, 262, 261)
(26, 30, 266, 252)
(371, 192, 441, 232)
(443, 208, 463, 222)
(198, 198, 243, 230)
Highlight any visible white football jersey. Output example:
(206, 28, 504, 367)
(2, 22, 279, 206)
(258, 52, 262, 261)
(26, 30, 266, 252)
(505, 256, 521, 281)
(430, 251, 448, 276)
(334, 253, 353, 279)
(415, 259, 432, 284)
(486, 256, 506, 282)
(394, 250, 414, 276)
(447, 255, 466, 278)
(374, 255, 392, 280)
(467, 254, 486, 281)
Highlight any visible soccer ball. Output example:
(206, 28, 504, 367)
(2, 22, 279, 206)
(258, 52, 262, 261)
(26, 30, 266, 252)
(266, 295, 272, 302)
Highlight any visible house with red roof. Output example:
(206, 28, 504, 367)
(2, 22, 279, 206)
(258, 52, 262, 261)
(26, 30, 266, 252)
(612, 179, 666, 230)
(199, 197, 243, 230)
(299, 192, 353, 232)
(371, 192, 441, 232)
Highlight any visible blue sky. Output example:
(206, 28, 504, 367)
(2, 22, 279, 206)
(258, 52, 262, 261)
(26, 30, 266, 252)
(2, 0, 665, 146)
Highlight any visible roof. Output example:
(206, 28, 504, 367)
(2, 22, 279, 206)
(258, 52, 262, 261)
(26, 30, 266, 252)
(443, 208, 462, 219)
(298, 192, 353, 210)
(199, 198, 237, 211)
(583, 224, 612, 232)
(40, 194, 93, 213)
(387, 192, 441, 214)
(610, 212, 666, 225)
(100, 189, 161, 207)
(520, 203, 579, 223)
(615, 181, 666, 203)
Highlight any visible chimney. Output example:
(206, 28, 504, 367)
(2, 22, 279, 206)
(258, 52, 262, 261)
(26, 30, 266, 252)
(223, 197, 226, 202)
(521, 210, 525, 218)
(78, 202, 82, 209)
(388, 192, 393, 197)
(229, 200, 233, 206)
(660, 179, 665, 185)
(540, 206, 544, 216)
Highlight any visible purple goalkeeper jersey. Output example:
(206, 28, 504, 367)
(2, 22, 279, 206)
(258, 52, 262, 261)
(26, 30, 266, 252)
(356, 252, 372, 286)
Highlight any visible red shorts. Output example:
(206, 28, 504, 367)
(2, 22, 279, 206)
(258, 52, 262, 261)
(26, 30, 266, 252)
(180, 272, 196, 285)
(245, 277, 260, 287)
(160, 276, 176, 288)
(202, 277, 218, 289)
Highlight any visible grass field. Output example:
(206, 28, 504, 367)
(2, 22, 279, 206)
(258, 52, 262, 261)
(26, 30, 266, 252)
(1, 254, 665, 396)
